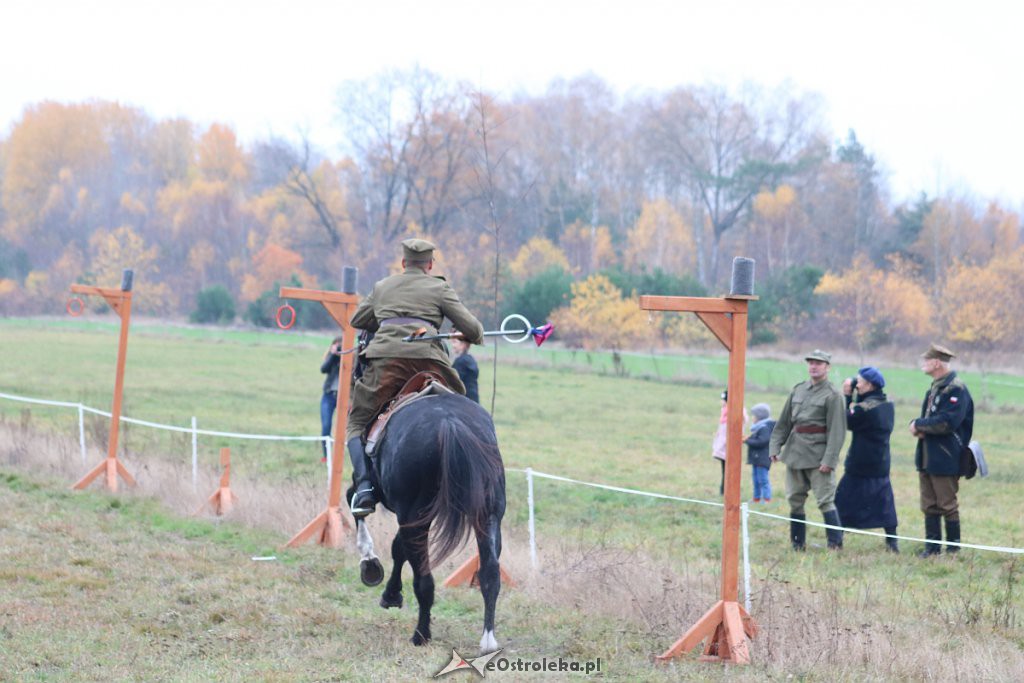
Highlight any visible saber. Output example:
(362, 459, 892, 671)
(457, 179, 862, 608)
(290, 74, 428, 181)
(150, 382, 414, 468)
(403, 313, 554, 346)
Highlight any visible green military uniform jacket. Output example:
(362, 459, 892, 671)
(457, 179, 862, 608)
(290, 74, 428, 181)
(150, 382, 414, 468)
(351, 267, 484, 365)
(769, 379, 846, 470)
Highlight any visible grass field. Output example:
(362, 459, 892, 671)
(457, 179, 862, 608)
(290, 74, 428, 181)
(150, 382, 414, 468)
(1, 316, 1023, 680)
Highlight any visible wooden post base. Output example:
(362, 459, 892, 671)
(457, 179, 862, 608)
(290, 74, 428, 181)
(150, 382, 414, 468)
(443, 553, 516, 588)
(284, 506, 353, 548)
(196, 487, 238, 516)
(656, 600, 758, 664)
(72, 456, 136, 492)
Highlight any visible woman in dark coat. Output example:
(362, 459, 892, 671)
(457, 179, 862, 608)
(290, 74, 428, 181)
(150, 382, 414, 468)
(835, 366, 899, 552)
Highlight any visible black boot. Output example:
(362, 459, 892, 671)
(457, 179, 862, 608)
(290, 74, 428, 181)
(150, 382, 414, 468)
(884, 526, 899, 553)
(945, 518, 961, 555)
(823, 510, 843, 550)
(790, 513, 806, 551)
(347, 437, 377, 518)
(918, 515, 942, 557)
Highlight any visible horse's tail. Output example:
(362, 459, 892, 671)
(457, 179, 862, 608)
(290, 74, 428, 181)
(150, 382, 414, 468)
(421, 413, 504, 568)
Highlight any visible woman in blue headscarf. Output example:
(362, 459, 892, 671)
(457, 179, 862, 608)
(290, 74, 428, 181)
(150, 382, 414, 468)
(835, 366, 900, 552)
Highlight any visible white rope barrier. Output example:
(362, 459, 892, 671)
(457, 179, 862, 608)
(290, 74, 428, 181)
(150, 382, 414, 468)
(2, 390, 329, 443)
(4, 389, 1022, 556)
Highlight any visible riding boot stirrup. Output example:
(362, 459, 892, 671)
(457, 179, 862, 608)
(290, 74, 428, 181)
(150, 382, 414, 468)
(347, 437, 378, 519)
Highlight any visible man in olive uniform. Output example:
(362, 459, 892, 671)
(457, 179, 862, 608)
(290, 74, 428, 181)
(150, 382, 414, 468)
(910, 343, 973, 557)
(346, 238, 484, 518)
(770, 350, 847, 550)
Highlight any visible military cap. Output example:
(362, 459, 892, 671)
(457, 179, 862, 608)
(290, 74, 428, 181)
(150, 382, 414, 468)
(402, 238, 436, 261)
(922, 343, 955, 362)
(804, 349, 831, 364)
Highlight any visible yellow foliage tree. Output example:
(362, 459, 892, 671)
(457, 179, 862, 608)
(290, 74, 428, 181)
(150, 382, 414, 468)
(560, 221, 615, 276)
(815, 255, 935, 352)
(751, 184, 803, 273)
(197, 124, 249, 184)
(943, 248, 1024, 351)
(240, 243, 309, 303)
(88, 225, 175, 314)
(550, 274, 654, 350)
(508, 237, 570, 280)
(623, 199, 695, 274)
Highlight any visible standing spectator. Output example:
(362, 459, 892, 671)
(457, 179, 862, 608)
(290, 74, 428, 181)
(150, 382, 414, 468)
(835, 367, 899, 552)
(770, 350, 846, 550)
(451, 337, 479, 403)
(711, 390, 748, 496)
(711, 390, 728, 495)
(319, 336, 343, 462)
(910, 343, 974, 557)
(745, 403, 775, 503)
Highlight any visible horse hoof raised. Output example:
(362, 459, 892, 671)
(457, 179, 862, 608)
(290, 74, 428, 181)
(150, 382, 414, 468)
(411, 629, 431, 646)
(360, 558, 384, 587)
(380, 592, 403, 609)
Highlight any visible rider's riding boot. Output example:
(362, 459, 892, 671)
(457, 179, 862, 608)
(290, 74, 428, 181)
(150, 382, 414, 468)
(790, 513, 807, 551)
(823, 509, 843, 550)
(945, 518, 961, 555)
(918, 514, 942, 557)
(347, 437, 377, 518)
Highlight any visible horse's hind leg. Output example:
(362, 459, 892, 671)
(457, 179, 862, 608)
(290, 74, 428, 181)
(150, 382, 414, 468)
(379, 533, 405, 609)
(476, 515, 502, 653)
(403, 524, 434, 646)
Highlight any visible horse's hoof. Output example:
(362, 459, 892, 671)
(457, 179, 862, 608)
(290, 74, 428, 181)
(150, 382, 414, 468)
(360, 558, 384, 587)
(379, 592, 403, 609)
(411, 629, 431, 646)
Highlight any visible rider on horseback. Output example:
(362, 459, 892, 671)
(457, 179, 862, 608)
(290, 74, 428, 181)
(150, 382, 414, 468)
(346, 238, 484, 518)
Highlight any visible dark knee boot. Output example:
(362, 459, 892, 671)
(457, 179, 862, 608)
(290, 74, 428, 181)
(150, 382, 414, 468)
(347, 437, 377, 518)
(790, 513, 806, 551)
(823, 509, 843, 550)
(884, 526, 899, 553)
(945, 518, 961, 555)
(918, 515, 942, 557)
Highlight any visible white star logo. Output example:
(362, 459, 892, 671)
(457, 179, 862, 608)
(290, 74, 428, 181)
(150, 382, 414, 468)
(434, 648, 503, 677)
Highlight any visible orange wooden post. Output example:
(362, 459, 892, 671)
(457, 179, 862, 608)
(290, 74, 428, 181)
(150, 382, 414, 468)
(640, 257, 759, 665)
(70, 269, 137, 493)
(443, 554, 516, 588)
(281, 267, 359, 548)
(197, 447, 238, 515)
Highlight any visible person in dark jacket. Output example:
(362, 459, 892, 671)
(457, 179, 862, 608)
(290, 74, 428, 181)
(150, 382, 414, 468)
(451, 337, 479, 403)
(745, 403, 775, 502)
(835, 366, 899, 552)
(319, 336, 343, 461)
(910, 343, 973, 557)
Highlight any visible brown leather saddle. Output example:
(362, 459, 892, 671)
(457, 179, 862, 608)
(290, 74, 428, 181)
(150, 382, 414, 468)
(364, 371, 455, 456)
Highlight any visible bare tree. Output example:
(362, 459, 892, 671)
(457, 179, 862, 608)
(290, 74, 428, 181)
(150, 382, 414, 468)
(646, 84, 825, 284)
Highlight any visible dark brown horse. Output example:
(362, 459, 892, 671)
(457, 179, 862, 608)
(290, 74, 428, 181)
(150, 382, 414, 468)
(348, 393, 506, 652)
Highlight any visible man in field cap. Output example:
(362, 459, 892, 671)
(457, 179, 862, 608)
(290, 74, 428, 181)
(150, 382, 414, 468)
(344, 238, 484, 519)
(910, 342, 973, 556)
(769, 349, 846, 550)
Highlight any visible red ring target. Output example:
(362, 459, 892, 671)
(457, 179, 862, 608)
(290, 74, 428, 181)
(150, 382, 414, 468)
(275, 304, 296, 330)
(66, 297, 85, 317)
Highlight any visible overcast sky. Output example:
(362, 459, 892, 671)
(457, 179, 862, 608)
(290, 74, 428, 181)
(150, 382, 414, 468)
(2, 0, 1021, 206)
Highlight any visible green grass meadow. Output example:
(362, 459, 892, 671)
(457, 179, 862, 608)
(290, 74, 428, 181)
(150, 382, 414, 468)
(1, 316, 1023, 680)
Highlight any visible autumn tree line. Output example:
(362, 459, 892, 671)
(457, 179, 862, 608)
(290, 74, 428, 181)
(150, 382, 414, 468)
(1, 70, 1021, 355)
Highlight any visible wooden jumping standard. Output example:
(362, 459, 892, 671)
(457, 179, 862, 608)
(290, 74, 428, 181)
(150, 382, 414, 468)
(69, 269, 137, 493)
(443, 554, 516, 588)
(196, 447, 238, 515)
(279, 267, 359, 548)
(640, 257, 759, 664)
